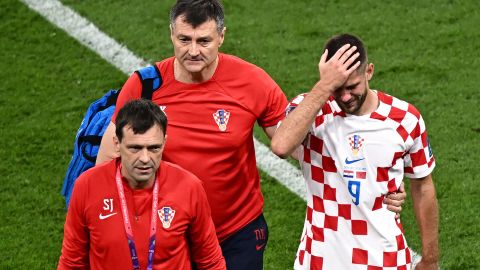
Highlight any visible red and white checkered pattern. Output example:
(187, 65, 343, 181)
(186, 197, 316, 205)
(287, 91, 435, 269)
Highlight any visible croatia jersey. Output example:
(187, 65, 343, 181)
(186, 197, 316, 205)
(287, 91, 435, 270)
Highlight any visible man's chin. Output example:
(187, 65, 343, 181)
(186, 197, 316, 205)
(183, 61, 205, 72)
(133, 175, 153, 183)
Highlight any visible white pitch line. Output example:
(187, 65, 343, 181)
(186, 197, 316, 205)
(20, 0, 148, 75)
(21, 0, 423, 267)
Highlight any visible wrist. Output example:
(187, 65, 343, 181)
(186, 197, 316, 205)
(311, 81, 335, 98)
(420, 254, 438, 264)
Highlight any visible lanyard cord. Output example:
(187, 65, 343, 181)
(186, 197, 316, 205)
(115, 164, 159, 270)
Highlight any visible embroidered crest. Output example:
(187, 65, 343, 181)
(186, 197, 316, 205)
(158, 206, 176, 229)
(213, 109, 230, 131)
(348, 134, 365, 157)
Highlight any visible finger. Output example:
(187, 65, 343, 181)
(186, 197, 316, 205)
(384, 198, 403, 207)
(386, 204, 402, 213)
(319, 49, 328, 64)
(332, 44, 351, 61)
(387, 192, 406, 200)
(399, 182, 405, 192)
(346, 60, 361, 73)
(344, 52, 360, 68)
(383, 197, 405, 206)
(395, 212, 401, 220)
(339, 45, 358, 64)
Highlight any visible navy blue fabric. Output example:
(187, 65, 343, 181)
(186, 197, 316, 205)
(192, 213, 268, 270)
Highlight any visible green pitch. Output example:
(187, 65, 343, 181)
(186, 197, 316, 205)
(1, 0, 479, 268)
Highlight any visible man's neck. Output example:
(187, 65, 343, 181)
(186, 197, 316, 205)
(174, 56, 219, 84)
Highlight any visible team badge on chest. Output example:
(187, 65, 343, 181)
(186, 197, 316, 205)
(348, 134, 364, 157)
(213, 109, 230, 131)
(158, 206, 176, 229)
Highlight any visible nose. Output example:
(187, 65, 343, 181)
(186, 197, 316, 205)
(138, 148, 150, 163)
(338, 89, 352, 103)
(188, 42, 200, 57)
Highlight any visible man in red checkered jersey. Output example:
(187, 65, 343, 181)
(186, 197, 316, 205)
(272, 34, 438, 270)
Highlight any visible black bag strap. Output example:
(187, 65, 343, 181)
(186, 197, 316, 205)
(135, 65, 163, 100)
(79, 135, 103, 162)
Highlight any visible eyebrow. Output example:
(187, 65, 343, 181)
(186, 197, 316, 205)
(346, 82, 361, 89)
(126, 144, 163, 148)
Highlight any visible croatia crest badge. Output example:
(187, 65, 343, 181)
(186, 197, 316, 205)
(348, 134, 365, 157)
(158, 206, 176, 229)
(213, 109, 230, 131)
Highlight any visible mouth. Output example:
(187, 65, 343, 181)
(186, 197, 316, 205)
(185, 58, 203, 63)
(343, 100, 356, 108)
(135, 166, 152, 174)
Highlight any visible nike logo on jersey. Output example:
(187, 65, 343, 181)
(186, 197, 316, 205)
(345, 157, 365, 164)
(255, 243, 266, 251)
(99, 212, 118, 220)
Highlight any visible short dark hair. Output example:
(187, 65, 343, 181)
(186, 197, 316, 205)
(324, 33, 368, 71)
(170, 0, 225, 33)
(115, 99, 167, 142)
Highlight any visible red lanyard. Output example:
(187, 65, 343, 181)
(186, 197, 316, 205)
(115, 164, 159, 270)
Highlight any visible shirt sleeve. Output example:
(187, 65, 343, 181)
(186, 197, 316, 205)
(257, 82, 289, 128)
(188, 181, 226, 270)
(404, 112, 436, 179)
(111, 72, 143, 123)
(57, 176, 90, 270)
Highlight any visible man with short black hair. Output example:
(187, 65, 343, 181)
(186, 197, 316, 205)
(272, 34, 439, 270)
(59, 99, 225, 270)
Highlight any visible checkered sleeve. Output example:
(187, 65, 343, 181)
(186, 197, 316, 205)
(403, 111, 435, 179)
(285, 93, 308, 117)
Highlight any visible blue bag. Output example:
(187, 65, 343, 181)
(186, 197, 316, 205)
(61, 65, 162, 207)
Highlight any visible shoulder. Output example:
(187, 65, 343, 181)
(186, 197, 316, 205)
(75, 160, 116, 188)
(161, 161, 203, 188)
(218, 53, 275, 82)
(377, 91, 422, 123)
(155, 56, 175, 73)
(375, 91, 427, 141)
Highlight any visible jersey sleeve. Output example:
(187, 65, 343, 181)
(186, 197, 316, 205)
(404, 112, 436, 179)
(188, 181, 226, 270)
(57, 176, 90, 269)
(111, 72, 143, 123)
(282, 93, 312, 154)
(257, 82, 288, 128)
(285, 93, 308, 117)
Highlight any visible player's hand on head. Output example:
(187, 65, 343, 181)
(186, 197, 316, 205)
(318, 44, 361, 92)
(384, 182, 406, 219)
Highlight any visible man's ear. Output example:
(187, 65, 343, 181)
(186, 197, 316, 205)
(162, 135, 167, 151)
(113, 136, 120, 153)
(218, 27, 226, 47)
(366, 63, 374, 81)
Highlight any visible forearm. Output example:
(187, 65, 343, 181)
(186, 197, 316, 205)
(410, 175, 439, 263)
(95, 122, 119, 165)
(271, 82, 332, 158)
